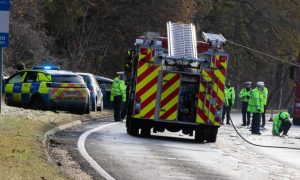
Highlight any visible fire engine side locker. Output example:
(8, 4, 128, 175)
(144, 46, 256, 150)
(157, 71, 180, 121)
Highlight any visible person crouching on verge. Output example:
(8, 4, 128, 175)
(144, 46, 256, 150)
(272, 112, 292, 138)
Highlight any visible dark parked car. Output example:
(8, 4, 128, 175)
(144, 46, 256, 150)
(77, 73, 103, 111)
(95, 76, 113, 108)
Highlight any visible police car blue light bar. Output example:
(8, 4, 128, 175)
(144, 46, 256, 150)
(32, 65, 60, 70)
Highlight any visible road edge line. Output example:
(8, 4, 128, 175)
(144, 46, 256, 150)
(77, 122, 119, 180)
(42, 120, 82, 167)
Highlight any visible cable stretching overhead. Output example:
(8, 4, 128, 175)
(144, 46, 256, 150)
(227, 40, 300, 67)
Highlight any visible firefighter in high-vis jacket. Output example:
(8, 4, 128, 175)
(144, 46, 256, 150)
(272, 112, 292, 137)
(247, 82, 264, 135)
(222, 81, 235, 125)
(110, 72, 127, 122)
(239, 81, 252, 126)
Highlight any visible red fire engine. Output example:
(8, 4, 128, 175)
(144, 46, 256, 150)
(290, 51, 300, 125)
(124, 22, 229, 142)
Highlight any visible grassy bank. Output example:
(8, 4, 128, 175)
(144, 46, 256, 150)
(0, 104, 111, 179)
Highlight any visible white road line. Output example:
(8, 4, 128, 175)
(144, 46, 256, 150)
(77, 122, 119, 180)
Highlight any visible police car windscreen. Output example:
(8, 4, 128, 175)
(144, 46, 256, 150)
(52, 75, 84, 83)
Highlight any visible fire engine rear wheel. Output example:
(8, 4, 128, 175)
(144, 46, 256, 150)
(141, 127, 151, 137)
(195, 129, 205, 143)
(127, 118, 139, 136)
(206, 127, 218, 143)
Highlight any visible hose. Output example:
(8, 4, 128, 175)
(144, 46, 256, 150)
(229, 116, 300, 150)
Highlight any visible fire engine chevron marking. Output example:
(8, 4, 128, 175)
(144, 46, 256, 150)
(159, 73, 180, 120)
(160, 103, 178, 120)
(197, 82, 215, 124)
(138, 60, 147, 69)
(141, 92, 157, 108)
(144, 107, 155, 119)
(137, 65, 159, 84)
(162, 74, 180, 92)
(136, 76, 158, 98)
(160, 87, 179, 108)
(136, 66, 160, 93)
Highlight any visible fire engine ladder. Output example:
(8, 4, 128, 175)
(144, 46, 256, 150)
(166, 22, 208, 118)
(167, 22, 198, 59)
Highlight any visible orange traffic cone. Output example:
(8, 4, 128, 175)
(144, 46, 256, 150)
(269, 113, 273, 122)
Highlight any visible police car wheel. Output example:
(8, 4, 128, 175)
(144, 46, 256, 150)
(98, 99, 104, 111)
(32, 96, 46, 110)
(92, 98, 97, 112)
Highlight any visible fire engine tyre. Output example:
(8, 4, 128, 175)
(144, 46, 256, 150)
(141, 127, 151, 137)
(31, 96, 46, 111)
(127, 119, 139, 136)
(206, 127, 218, 143)
(195, 129, 205, 143)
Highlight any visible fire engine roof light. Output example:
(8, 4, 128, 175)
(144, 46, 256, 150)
(202, 32, 227, 47)
(32, 65, 60, 70)
(135, 39, 144, 45)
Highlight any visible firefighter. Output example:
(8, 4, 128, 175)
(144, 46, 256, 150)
(247, 82, 264, 135)
(239, 81, 252, 126)
(272, 112, 292, 137)
(222, 81, 235, 125)
(110, 72, 127, 122)
(260, 82, 268, 128)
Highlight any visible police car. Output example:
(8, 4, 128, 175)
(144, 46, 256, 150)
(4, 66, 90, 114)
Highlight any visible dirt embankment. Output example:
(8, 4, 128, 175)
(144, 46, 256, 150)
(0, 102, 112, 179)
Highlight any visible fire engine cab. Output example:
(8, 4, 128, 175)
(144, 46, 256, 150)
(124, 22, 229, 142)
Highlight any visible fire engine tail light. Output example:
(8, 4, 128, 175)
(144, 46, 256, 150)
(134, 97, 141, 114)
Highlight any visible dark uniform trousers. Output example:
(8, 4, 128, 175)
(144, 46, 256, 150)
(242, 101, 251, 125)
(279, 120, 292, 135)
(261, 105, 266, 127)
(114, 95, 123, 122)
(222, 104, 231, 124)
(251, 113, 261, 134)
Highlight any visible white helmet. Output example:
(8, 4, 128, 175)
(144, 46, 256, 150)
(257, 81, 264, 87)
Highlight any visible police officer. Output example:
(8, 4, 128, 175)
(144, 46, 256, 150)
(110, 72, 127, 122)
(272, 112, 292, 137)
(247, 82, 264, 135)
(222, 81, 235, 125)
(239, 81, 252, 126)
(260, 82, 268, 128)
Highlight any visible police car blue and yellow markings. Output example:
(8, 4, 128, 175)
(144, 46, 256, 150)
(5, 68, 88, 106)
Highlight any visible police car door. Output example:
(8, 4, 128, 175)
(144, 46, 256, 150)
(4, 71, 26, 104)
(22, 71, 38, 103)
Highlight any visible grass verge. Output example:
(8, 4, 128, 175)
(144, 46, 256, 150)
(0, 104, 112, 179)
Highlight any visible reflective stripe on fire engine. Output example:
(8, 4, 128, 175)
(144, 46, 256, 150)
(159, 73, 180, 120)
(196, 54, 228, 126)
(134, 47, 161, 119)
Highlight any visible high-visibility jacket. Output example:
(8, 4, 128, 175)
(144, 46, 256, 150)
(272, 112, 290, 135)
(262, 87, 268, 106)
(239, 88, 251, 102)
(247, 88, 264, 113)
(224, 86, 235, 106)
(110, 77, 126, 102)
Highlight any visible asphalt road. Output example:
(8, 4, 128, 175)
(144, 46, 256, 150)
(79, 114, 300, 180)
